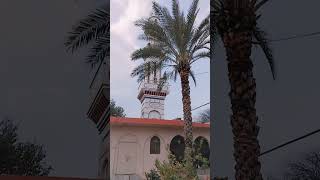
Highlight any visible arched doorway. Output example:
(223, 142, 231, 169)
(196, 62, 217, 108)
(170, 135, 185, 162)
(194, 136, 210, 168)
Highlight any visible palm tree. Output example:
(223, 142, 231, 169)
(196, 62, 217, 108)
(131, 0, 210, 167)
(212, 0, 275, 179)
(65, 5, 109, 67)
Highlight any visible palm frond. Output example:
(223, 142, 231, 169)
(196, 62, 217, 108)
(172, 0, 180, 24)
(255, 0, 270, 11)
(132, 0, 210, 89)
(136, 19, 179, 57)
(186, 0, 199, 33)
(189, 70, 197, 86)
(183, 0, 200, 51)
(157, 71, 171, 91)
(131, 46, 165, 61)
(152, 1, 173, 26)
(131, 61, 154, 83)
(131, 62, 147, 78)
(86, 33, 109, 67)
(191, 51, 210, 64)
(189, 15, 210, 53)
(65, 6, 109, 53)
(253, 26, 276, 80)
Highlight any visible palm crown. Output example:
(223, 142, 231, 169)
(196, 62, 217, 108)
(131, 0, 210, 85)
(65, 5, 109, 67)
(131, 1, 210, 173)
(212, 0, 275, 79)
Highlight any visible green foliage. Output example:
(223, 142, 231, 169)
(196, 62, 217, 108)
(146, 145, 211, 180)
(131, 0, 210, 86)
(154, 152, 198, 180)
(145, 148, 211, 180)
(110, 99, 126, 117)
(194, 153, 209, 169)
(0, 118, 52, 176)
(145, 169, 161, 180)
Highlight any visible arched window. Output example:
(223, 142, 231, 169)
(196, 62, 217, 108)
(148, 110, 161, 119)
(150, 136, 160, 154)
(194, 136, 210, 168)
(170, 135, 185, 162)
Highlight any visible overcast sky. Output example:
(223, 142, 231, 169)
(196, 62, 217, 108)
(110, 0, 210, 120)
(212, 0, 320, 179)
(0, 0, 105, 178)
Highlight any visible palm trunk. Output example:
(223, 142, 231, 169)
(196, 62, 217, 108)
(223, 31, 263, 180)
(180, 69, 193, 164)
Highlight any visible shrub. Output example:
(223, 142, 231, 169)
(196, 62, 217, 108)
(145, 169, 160, 180)
(149, 147, 199, 180)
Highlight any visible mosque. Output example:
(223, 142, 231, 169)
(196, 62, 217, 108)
(87, 57, 210, 180)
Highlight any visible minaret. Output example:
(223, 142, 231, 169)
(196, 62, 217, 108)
(137, 44, 169, 119)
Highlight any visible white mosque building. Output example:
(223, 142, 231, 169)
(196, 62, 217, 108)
(86, 58, 210, 180)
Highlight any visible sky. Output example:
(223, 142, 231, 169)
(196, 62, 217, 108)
(211, 0, 320, 179)
(110, 0, 210, 120)
(0, 0, 105, 178)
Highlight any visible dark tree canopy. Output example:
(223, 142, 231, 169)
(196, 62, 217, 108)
(110, 99, 126, 117)
(0, 118, 52, 176)
(284, 151, 320, 180)
(196, 108, 210, 123)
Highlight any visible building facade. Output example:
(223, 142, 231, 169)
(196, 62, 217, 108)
(87, 57, 210, 180)
(110, 117, 210, 180)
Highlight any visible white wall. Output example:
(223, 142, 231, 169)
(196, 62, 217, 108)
(110, 124, 210, 179)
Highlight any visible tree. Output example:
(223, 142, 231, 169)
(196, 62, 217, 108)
(212, 0, 275, 179)
(131, 0, 210, 169)
(65, 5, 109, 67)
(284, 151, 320, 180)
(0, 118, 52, 176)
(196, 108, 210, 123)
(110, 99, 126, 117)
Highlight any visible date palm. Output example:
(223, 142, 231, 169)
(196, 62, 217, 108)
(212, 0, 275, 179)
(65, 5, 109, 67)
(131, 0, 210, 168)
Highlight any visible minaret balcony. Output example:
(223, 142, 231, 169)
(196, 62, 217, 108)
(138, 80, 170, 95)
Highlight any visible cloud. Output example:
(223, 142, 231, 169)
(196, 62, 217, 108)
(111, 0, 152, 48)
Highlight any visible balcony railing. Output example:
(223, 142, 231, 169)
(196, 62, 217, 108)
(138, 80, 170, 94)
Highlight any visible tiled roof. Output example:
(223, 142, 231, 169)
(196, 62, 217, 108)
(110, 117, 210, 128)
(0, 176, 100, 180)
